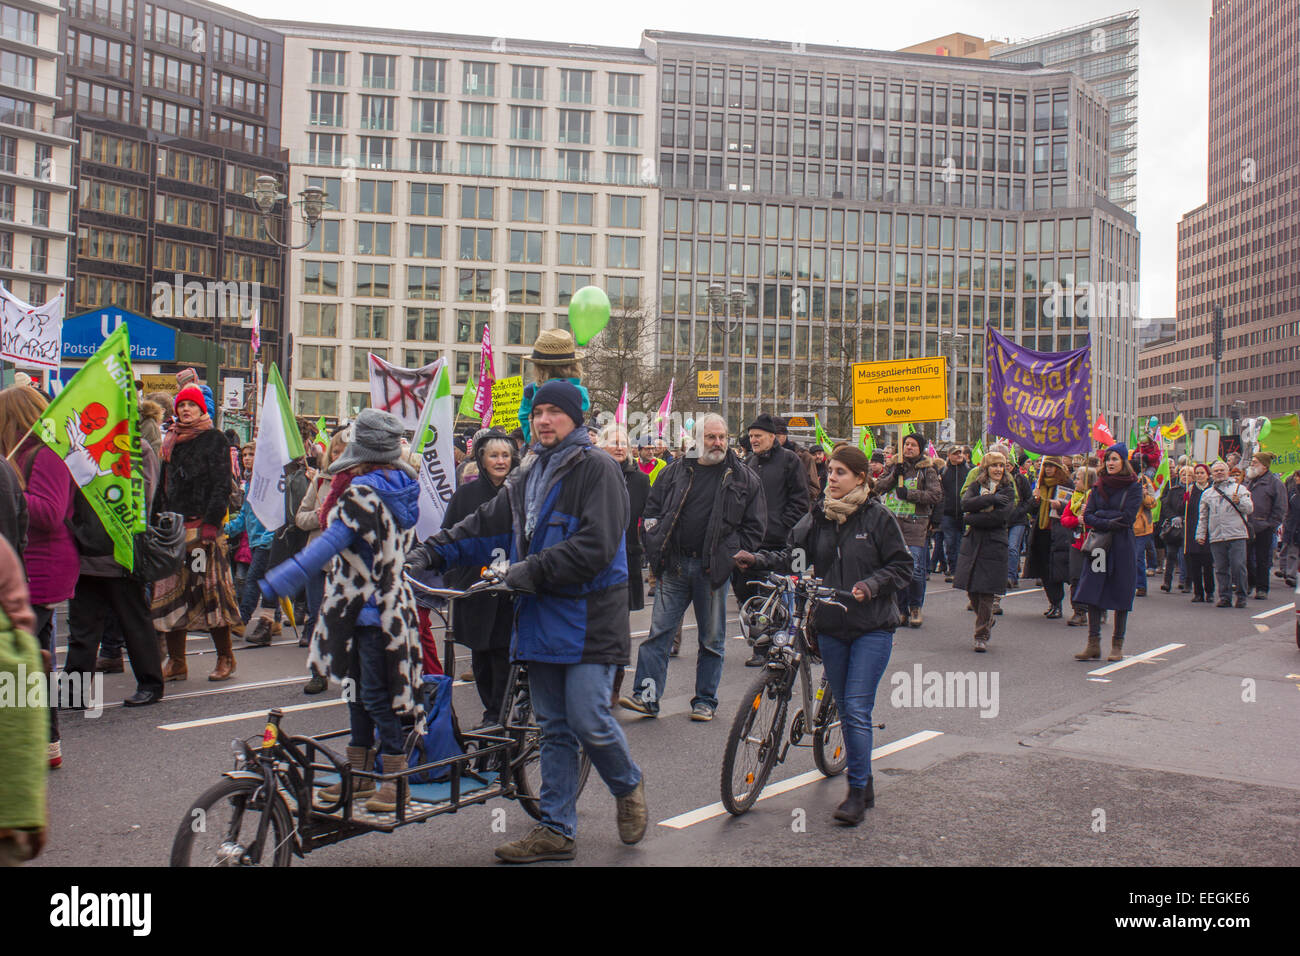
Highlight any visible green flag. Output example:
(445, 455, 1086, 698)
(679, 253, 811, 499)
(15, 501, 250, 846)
(814, 417, 833, 454)
(1150, 455, 1172, 523)
(1024, 450, 1043, 461)
(314, 416, 328, 447)
(31, 323, 144, 571)
(1259, 414, 1300, 474)
(858, 427, 876, 458)
(457, 380, 478, 418)
(1127, 426, 1138, 450)
(970, 440, 984, 465)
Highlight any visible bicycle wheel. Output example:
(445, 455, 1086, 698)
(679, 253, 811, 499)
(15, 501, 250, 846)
(169, 776, 295, 867)
(508, 692, 594, 821)
(720, 668, 789, 815)
(812, 694, 847, 777)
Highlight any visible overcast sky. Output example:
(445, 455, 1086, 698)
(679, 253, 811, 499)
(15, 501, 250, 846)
(225, 0, 1211, 320)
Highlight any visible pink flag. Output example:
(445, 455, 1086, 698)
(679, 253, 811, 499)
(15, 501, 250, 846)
(615, 383, 628, 426)
(926, 440, 937, 458)
(472, 324, 494, 424)
(250, 305, 261, 355)
(655, 379, 674, 438)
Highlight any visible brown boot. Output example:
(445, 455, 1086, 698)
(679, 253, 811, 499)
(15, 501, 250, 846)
(162, 631, 188, 681)
(1074, 636, 1102, 661)
(1106, 639, 1124, 662)
(209, 627, 236, 682)
(365, 754, 408, 813)
(318, 746, 376, 803)
(1066, 606, 1089, 627)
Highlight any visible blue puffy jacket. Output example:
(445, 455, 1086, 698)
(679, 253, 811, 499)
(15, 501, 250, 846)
(260, 469, 419, 627)
(224, 493, 273, 550)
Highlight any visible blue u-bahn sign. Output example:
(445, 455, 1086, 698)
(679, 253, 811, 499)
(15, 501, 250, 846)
(62, 308, 178, 362)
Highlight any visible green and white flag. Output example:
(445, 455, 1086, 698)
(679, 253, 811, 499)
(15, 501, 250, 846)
(814, 417, 833, 454)
(248, 363, 304, 531)
(457, 380, 478, 419)
(414, 360, 455, 540)
(29, 323, 144, 571)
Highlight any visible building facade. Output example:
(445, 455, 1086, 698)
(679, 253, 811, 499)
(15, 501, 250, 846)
(0, 0, 74, 330)
(646, 31, 1140, 442)
(1137, 0, 1299, 428)
(273, 24, 658, 420)
(60, 0, 287, 386)
(988, 10, 1139, 216)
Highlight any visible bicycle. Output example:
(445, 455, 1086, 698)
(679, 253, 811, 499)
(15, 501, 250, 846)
(168, 575, 590, 866)
(720, 572, 878, 816)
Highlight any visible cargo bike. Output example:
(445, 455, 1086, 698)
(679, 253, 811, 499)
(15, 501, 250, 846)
(169, 574, 591, 866)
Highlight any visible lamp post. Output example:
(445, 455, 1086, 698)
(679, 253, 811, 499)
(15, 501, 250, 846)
(938, 330, 960, 441)
(245, 174, 329, 251)
(708, 284, 742, 432)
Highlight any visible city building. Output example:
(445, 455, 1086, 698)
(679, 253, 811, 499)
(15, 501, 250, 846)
(897, 33, 992, 60)
(0, 0, 75, 379)
(1137, 0, 1299, 430)
(272, 23, 658, 420)
(645, 31, 1140, 442)
(60, 0, 287, 387)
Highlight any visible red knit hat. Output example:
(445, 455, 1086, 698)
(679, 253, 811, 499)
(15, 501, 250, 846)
(175, 384, 206, 412)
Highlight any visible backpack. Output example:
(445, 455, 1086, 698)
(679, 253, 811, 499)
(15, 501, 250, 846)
(405, 674, 465, 783)
(22, 448, 114, 557)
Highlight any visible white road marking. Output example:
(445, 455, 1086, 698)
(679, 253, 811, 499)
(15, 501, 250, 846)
(1004, 586, 1044, 597)
(1086, 642, 1185, 677)
(635, 616, 740, 640)
(160, 698, 347, 731)
(1087, 678, 1112, 683)
(656, 730, 943, 829)
(1252, 603, 1295, 620)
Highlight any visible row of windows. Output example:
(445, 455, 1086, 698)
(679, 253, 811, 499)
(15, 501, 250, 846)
(309, 50, 642, 107)
(301, 302, 550, 349)
(299, 262, 635, 308)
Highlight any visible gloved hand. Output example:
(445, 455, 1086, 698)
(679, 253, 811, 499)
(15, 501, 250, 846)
(503, 560, 537, 593)
(404, 544, 442, 574)
(201, 523, 221, 542)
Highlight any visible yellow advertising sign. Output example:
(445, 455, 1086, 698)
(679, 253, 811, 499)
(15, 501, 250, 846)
(489, 375, 524, 429)
(851, 358, 948, 427)
(139, 374, 179, 396)
(697, 369, 720, 403)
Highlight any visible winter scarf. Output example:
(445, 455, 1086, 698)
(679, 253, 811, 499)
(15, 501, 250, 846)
(306, 483, 423, 718)
(161, 413, 213, 462)
(1036, 457, 1069, 529)
(822, 483, 871, 525)
(1098, 467, 1140, 495)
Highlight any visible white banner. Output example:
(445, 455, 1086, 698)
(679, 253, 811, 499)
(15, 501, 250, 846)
(248, 368, 295, 531)
(0, 284, 63, 370)
(413, 360, 456, 541)
(368, 352, 442, 431)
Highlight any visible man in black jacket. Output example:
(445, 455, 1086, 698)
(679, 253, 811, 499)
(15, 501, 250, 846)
(734, 413, 808, 664)
(938, 445, 970, 583)
(619, 414, 765, 721)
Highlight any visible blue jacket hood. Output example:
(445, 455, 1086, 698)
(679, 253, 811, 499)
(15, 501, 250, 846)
(352, 468, 420, 529)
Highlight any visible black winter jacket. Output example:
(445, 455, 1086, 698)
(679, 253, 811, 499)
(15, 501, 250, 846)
(441, 474, 514, 652)
(751, 497, 914, 638)
(644, 449, 766, 588)
(953, 479, 1014, 595)
(941, 461, 971, 517)
(746, 444, 808, 547)
(0, 458, 27, 555)
(157, 429, 232, 527)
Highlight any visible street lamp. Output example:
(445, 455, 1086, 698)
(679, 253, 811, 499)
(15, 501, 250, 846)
(938, 331, 960, 441)
(1168, 385, 1186, 419)
(245, 174, 329, 250)
(708, 284, 742, 432)
(1230, 399, 1248, 433)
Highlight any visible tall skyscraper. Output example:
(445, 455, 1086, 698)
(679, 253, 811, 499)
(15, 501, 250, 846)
(1138, 0, 1299, 427)
(60, 0, 287, 384)
(272, 24, 658, 419)
(646, 31, 1140, 441)
(987, 11, 1139, 215)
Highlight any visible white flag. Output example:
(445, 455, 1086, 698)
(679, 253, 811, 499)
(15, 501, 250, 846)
(413, 360, 456, 540)
(248, 364, 304, 531)
(0, 283, 63, 370)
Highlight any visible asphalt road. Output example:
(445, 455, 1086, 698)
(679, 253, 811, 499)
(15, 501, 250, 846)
(35, 570, 1300, 867)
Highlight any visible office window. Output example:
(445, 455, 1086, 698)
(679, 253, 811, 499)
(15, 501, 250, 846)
(29, 236, 47, 273)
(307, 133, 343, 166)
(31, 189, 49, 228)
(461, 101, 494, 137)
(510, 105, 543, 140)
(559, 192, 593, 224)
(558, 109, 592, 145)
(455, 310, 490, 343)
(311, 50, 346, 86)
(405, 307, 441, 341)
(302, 261, 339, 295)
(462, 61, 496, 96)
(409, 182, 443, 217)
(558, 233, 593, 267)
(356, 221, 391, 256)
(507, 271, 542, 305)
(301, 302, 338, 336)
(296, 391, 338, 416)
(511, 65, 544, 100)
(408, 224, 442, 258)
(359, 136, 394, 169)
(511, 188, 543, 222)
(557, 150, 590, 182)
(299, 344, 337, 379)
(457, 268, 492, 302)
(509, 230, 543, 264)
(606, 113, 639, 147)
(410, 140, 443, 173)
(555, 273, 592, 306)
(354, 305, 388, 339)
(362, 53, 397, 90)
(459, 143, 492, 175)
(358, 180, 393, 214)
(608, 194, 642, 229)
(607, 235, 641, 269)
(410, 99, 444, 134)
(506, 312, 541, 345)
(406, 265, 441, 300)
(509, 147, 542, 178)
(412, 57, 445, 93)
(407, 349, 441, 369)
(560, 69, 592, 103)
(458, 227, 493, 260)
(352, 347, 386, 381)
(355, 263, 390, 297)
(460, 185, 494, 219)
(608, 72, 640, 107)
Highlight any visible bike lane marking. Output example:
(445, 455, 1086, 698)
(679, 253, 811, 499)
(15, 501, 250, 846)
(1085, 642, 1186, 678)
(1252, 603, 1295, 620)
(655, 729, 944, 830)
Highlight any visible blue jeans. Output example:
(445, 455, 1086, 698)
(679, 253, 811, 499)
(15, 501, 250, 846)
(1007, 524, 1028, 585)
(896, 545, 927, 614)
(1134, 535, 1150, 592)
(528, 661, 643, 840)
(941, 515, 963, 576)
(239, 546, 271, 623)
(633, 556, 728, 713)
(818, 630, 894, 789)
(347, 625, 406, 755)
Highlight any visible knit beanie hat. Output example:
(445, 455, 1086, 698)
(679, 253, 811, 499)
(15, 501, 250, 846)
(532, 379, 584, 429)
(175, 384, 206, 412)
(1253, 451, 1275, 468)
(901, 431, 926, 455)
(748, 413, 780, 435)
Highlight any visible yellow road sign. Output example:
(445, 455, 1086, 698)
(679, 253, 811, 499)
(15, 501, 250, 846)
(851, 357, 948, 427)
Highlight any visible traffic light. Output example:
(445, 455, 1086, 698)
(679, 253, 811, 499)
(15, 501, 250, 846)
(1212, 305, 1224, 361)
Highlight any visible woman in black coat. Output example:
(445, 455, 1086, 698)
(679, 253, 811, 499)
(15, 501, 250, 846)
(597, 423, 649, 703)
(953, 451, 1015, 652)
(1072, 443, 1143, 663)
(1184, 462, 1215, 602)
(441, 429, 518, 725)
(1024, 456, 1076, 618)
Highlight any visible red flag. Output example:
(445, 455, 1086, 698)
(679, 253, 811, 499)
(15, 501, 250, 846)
(1092, 413, 1114, 447)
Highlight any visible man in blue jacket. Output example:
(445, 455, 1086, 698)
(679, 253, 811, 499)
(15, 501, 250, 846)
(406, 380, 645, 863)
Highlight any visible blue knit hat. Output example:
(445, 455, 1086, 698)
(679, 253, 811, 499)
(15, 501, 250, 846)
(532, 379, 584, 429)
(1107, 442, 1130, 462)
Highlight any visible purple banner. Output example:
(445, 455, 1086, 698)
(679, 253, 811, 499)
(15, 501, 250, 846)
(985, 326, 1092, 455)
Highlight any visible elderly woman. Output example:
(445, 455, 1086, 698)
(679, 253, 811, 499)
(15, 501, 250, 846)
(441, 428, 519, 725)
(152, 384, 242, 682)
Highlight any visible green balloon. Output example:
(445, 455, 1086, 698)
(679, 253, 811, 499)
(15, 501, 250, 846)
(568, 286, 611, 346)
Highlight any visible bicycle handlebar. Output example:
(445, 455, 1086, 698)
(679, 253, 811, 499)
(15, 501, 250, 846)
(758, 572, 858, 607)
(402, 571, 512, 601)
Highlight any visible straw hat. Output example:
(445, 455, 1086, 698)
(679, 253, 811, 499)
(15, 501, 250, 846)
(527, 328, 582, 366)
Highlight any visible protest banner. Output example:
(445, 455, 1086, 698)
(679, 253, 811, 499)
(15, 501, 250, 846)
(489, 376, 524, 431)
(0, 284, 63, 370)
(1258, 414, 1300, 473)
(986, 326, 1092, 455)
(368, 353, 442, 431)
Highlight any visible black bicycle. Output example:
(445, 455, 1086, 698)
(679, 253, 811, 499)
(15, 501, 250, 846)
(169, 576, 590, 866)
(720, 572, 861, 815)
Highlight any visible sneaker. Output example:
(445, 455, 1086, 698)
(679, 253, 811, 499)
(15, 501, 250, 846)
(909, 607, 923, 628)
(616, 779, 647, 844)
(617, 694, 656, 717)
(973, 638, 987, 653)
(1253, 589, 1267, 600)
(1234, 595, 1247, 608)
(690, 703, 714, 721)
(494, 825, 576, 863)
(48, 741, 62, 769)
(303, 673, 328, 695)
(1215, 598, 1232, 608)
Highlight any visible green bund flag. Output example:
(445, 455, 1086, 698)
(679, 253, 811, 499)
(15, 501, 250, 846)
(970, 440, 984, 465)
(858, 427, 876, 458)
(457, 381, 478, 418)
(1259, 414, 1300, 473)
(814, 417, 833, 454)
(34, 323, 144, 571)
(1150, 455, 1172, 523)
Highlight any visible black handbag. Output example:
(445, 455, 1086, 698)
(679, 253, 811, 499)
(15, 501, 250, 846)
(133, 511, 185, 582)
(1082, 529, 1113, 553)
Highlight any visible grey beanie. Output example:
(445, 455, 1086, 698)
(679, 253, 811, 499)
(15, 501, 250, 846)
(328, 408, 408, 474)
